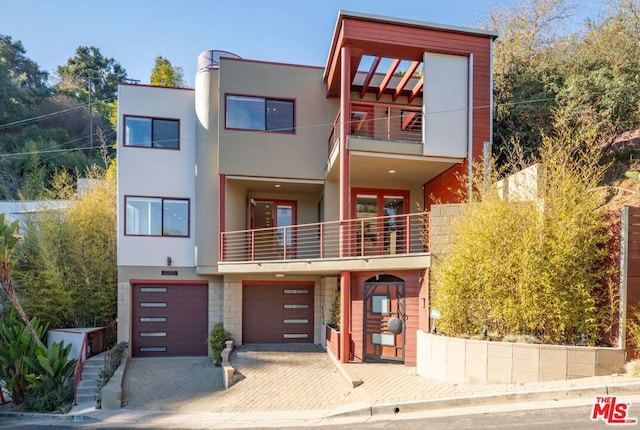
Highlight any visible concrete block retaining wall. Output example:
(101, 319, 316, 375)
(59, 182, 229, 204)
(416, 330, 626, 384)
(101, 349, 129, 409)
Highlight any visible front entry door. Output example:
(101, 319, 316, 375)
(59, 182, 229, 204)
(364, 277, 405, 362)
(251, 199, 295, 260)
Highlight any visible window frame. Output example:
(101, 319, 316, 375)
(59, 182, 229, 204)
(124, 195, 190, 238)
(224, 93, 295, 134)
(123, 115, 181, 150)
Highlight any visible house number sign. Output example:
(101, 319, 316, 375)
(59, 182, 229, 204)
(161, 270, 178, 276)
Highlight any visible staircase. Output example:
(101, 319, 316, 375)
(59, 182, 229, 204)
(75, 352, 106, 404)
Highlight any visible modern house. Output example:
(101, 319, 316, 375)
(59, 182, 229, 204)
(116, 11, 497, 366)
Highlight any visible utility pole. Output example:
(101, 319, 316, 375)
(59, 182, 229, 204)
(87, 75, 93, 148)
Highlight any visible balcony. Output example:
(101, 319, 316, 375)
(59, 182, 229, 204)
(219, 212, 429, 273)
(328, 102, 422, 156)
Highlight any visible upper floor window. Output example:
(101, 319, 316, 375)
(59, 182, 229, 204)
(225, 95, 294, 133)
(124, 116, 180, 149)
(125, 196, 189, 237)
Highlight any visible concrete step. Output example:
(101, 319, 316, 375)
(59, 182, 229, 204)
(83, 361, 104, 369)
(76, 393, 96, 404)
(75, 352, 111, 404)
(82, 368, 101, 376)
(76, 386, 97, 397)
(79, 378, 98, 388)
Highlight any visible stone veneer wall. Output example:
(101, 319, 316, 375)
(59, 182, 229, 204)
(416, 331, 625, 384)
(207, 280, 224, 356)
(428, 203, 466, 255)
(223, 280, 243, 344)
(117, 281, 130, 346)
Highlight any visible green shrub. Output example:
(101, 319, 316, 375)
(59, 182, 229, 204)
(24, 382, 73, 413)
(208, 323, 232, 364)
(431, 127, 613, 345)
(24, 341, 77, 392)
(0, 307, 49, 404)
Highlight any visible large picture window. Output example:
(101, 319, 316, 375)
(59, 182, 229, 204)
(225, 95, 294, 133)
(124, 116, 179, 149)
(125, 196, 189, 237)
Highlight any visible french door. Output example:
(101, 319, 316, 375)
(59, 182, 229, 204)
(351, 189, 409, 256)
(251, 199, 296, 260)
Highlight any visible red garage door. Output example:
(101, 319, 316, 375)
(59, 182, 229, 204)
(243, 282, 314, 343)
(132, 283, 208, 357)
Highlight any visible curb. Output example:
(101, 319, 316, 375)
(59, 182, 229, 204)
(326, 349, 363, 388)
(325, 381, 640, 418)
(0, 410, 100, 423)
(3, 382, 640, 426)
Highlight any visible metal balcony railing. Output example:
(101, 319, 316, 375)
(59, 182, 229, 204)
(328, 102, 423, 155)
(220, 212, 429, 263)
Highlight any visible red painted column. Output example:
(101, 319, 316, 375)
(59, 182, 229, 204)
(339, 46, 352, 363)
(340, 270, 351, 363)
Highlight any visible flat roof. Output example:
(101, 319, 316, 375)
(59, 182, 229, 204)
(338, 10, 498, 39)
(324, 10, 498, 80)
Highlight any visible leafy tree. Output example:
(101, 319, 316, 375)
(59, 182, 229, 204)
(56, 46, 127, 135)
(150, 55, 186, 87)
(0, 37, 110, 200)
(431, 126, 613, 345)
(56, 46, 126, 103)
(0, 35, 50, 125)
(554, 0, 640, 146)
(14, 164, 117, 328)
(484, 0, 640, 164)
(0, 126, 92, 200)
(483, 0, 575, 163)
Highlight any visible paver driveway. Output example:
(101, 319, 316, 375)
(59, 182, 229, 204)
(122, 344, 356, 413)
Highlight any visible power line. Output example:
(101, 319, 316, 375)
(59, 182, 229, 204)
(0, 95, 117, 131)
(0, 106, 85, 130)
(0, 143, 107, 159)
(0, 93, 588, 159)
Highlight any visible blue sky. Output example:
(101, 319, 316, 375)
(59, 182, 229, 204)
(1, 0, 607, 89)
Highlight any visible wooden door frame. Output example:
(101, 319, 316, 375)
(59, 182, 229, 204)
(250, 198, 298, 259)
(351, 188, 410, 255)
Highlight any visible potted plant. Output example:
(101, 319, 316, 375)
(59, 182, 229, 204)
(208, 323, 233, 366)
(329, 289, 340, 330)
(326, 290, 341, 357)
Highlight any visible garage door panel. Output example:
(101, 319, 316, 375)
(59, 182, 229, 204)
(132, 284, 208, 357)
(243, 283, 314, 343)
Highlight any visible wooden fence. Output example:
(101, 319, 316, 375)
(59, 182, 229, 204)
(623, 206, 640, 358)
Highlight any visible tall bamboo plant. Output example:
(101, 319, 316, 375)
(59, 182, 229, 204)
(431, 126, 613, 345)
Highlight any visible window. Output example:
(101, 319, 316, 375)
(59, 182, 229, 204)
(125, 197, 189, 237)
(124, 116, 179, 149)
(226, 95, 294, 133)
(371, 295, 390, 315)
